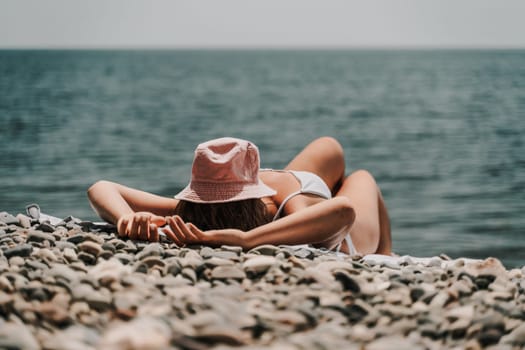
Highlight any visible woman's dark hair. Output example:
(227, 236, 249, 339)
(174, 198, 271, 232)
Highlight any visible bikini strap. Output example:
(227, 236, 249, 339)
(272, 191, 301, 221)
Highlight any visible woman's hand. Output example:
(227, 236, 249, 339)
(117, 212, 167, 242)
(162, 215, 244, 248)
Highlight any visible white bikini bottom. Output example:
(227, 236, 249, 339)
(336, 234, 358, 256)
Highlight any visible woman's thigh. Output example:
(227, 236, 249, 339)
(336, 170, 381, 255)
(284, 137, 345, 192)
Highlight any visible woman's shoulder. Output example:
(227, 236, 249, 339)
(259, 170, 300, 198)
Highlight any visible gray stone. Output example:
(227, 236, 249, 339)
(194, 325, 250, 346)
(41, 325, 100, 350)
(0, 275, 14, 292)
(136, 243, 164, 260)
(248, 244, 281, 256)
(220, 245, 243, 253)
(100, 317, 172, 349)
(78, 252, 97, 265)
(32, 247, 59, 263)
(16, 214, 32, 229)
(502, 322, 525, 345)
(209, 250, 240, 260)
(0, 322, 40, 350)
(4, 243, 32, 258)
(88, 258, 130, 285)
(165, 258, 182, 275)
(333, 269, 361, 293)
(72, 283, 112, 311)
(49, 264, 81, 284)
(27, 230, 56, 244)
(54, 240, 77, 251)
(78, 241, 103, 256)
(63, 247, 78, 262)
(37, 222, 57, 233)
(204, 257, 235, 268)
(211, 265, 246, 280)
(67, 233, 88, 244)
(242, 256, 278, 276)
(367, 335, 423, 350)
(113, 252, 133, 265)
(200, 246, 215, 258)
(181, 267, 197, 283)
(0, 212, 19, 225)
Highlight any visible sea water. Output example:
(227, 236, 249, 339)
(1, 50, 524, 266)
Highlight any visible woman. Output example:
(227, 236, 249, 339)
(87, 137, 392, 256)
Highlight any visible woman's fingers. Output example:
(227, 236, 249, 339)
(151, 215, 167, 227)
(175, 216, 199, 241)
(138, 216, 149, 241)
(162, 225, 184, 247)
(166, 216, 195, 244)
(117, 217, 129, 238)
(129, 217, 140, 240)
(150, 224, 159, 242)
(117, 213, 197, 245)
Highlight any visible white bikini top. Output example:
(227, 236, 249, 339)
(260, 169, 332, 221)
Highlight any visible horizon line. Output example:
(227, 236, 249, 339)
(1, 44, 525, 51)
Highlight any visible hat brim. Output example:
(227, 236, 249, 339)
(174, 179, 277, 204)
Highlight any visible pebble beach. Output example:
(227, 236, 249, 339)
(1, 211, 525, 350)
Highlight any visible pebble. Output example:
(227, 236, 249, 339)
(16, 214, 32, 229)
(0, 322, 40, 350)
(0, 212, 19, 225)
(27, 230, 56, 244)
(100, 317, 172, 349)
(78, 241, 103, 257)
(242, 255, 278, 275)
(211, 265, 246, 280)
(249, 244, 281, 256)
(4, 243, 33, 258)
(1, 211, 525, 349)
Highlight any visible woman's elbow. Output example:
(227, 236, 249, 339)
(87, 180, 112, 200)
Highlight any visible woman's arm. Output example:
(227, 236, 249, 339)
(242, 196, 355, 250)
(163, 196, 355, 250)
(87, 180, 179, 224)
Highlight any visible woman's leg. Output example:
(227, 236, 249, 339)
(284, 136, 346, 193)
(336, 170, 392, 255)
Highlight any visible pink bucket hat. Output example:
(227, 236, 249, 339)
(174, 137, 277, 203)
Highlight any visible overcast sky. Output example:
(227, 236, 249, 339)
(1, 0, 524, 49)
